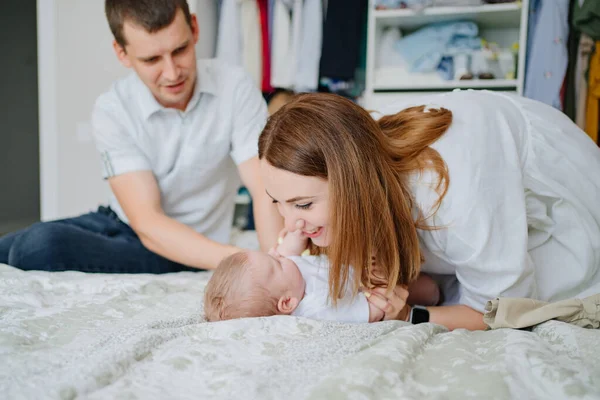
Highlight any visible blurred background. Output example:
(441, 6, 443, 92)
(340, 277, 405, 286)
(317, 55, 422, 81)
(0, 0, 598, 236)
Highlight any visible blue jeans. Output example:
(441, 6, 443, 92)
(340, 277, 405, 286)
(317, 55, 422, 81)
(0, 206, 198, 273)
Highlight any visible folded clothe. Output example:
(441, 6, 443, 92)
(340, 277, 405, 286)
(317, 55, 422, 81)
(395, 21, 480, 72)
(378, 27, 406, 67)
(484, 293, 600, 330)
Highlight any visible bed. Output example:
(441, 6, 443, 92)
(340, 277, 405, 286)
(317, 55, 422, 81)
(1, 233, 599, 399)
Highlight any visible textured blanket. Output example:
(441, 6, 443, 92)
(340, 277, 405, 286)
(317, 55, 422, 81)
(1, 264, 599, 399)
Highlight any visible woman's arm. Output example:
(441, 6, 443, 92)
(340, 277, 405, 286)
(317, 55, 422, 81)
(367, 301, 385, 322)
(422, 304, 486, 331)
(366, 286, 488, 330)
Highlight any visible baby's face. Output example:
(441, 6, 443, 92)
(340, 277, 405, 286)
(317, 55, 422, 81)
(247, 251, 305, 300)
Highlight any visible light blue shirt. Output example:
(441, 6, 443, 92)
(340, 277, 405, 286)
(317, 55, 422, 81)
(524, 0, 570, 110)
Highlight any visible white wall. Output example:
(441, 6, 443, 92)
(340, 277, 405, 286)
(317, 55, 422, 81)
(195, 0, 218, 58)
(39, 0, 216, 220)
(56, 0, 127, 218)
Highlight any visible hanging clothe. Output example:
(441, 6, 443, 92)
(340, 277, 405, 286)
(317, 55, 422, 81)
(240, 0, 263, 87)
(319, 0, 367, 81)
(585, 42, 600, 143)
(563, 0, 579, 122)
(575, 34, 594, 130)
(258, 0, 273, 93)
(564, 0, 600, 122)
(216, 0, 264, 89)
(294, 0, 322, 92)
(195, 0, 219, 58)
(216, 0, 323, 93)
(572, 0, 600, 41)
(271, 0, 322, 92)
(216, 0, 242, 66)
(270, 0, 297, 89)
(524, 0, 571, 110)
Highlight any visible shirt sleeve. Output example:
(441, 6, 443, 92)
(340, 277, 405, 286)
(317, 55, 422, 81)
(438, 189, 537, 313)
(413, 97, 537, 313)
(308, 293, 370, 324)
(91, 97, 151, 179)
(229, 70, 268, 165)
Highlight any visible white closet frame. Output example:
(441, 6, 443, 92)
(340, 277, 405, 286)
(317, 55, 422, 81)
(362, 0, 530, 109)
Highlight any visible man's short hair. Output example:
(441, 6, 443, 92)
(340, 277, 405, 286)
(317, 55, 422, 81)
(105, 0, 192, 48)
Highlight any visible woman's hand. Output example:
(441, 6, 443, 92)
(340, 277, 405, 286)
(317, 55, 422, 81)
(364, 285, 411, 321)
(367, 301, 385, 322)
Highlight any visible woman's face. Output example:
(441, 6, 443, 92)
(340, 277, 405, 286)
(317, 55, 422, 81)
(260, 160, 331, 247)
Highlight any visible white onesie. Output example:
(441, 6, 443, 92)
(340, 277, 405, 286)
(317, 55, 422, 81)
(287, 255, 369, 323)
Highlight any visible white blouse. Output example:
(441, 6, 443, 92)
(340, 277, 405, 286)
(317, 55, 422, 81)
(376, 90, 600, 312)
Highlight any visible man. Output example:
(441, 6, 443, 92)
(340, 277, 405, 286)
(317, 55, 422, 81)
(0, 0, 282, 273)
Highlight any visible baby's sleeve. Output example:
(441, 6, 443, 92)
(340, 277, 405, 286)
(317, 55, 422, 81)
(313, 293, 370, 323)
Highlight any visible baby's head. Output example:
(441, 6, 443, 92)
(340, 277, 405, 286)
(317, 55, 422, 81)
(204, 250, 305, 322)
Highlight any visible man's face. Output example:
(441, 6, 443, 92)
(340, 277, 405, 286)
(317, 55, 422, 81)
(114, 9, 199, 111)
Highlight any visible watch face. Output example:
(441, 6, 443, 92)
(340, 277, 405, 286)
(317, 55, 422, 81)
(411, 307, 430, 324)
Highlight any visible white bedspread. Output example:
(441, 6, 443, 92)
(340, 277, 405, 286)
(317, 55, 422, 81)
(1, 264, 599, 400)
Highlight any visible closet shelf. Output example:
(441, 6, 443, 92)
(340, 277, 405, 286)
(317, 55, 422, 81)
(374, 3, 523, 29)
(373, 78, 518, 91)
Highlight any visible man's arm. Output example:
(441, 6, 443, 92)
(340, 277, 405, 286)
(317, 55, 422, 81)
(109, 170, 239, 270)
(237, 156, 283, 251)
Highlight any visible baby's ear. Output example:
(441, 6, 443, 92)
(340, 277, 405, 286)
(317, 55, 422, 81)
(277, 296, 299, 314)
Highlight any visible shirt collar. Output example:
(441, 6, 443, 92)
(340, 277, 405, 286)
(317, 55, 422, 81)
(137, 61, 218, 120)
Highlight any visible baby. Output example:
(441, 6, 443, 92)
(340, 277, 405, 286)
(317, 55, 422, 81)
(204, 229, 440, 323)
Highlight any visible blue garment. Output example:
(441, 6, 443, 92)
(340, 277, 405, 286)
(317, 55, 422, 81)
(525, 0, 541, 75)
(0, 206, 197, 273)
(395, 21, 480, 72)
(524, 0, 570, 110)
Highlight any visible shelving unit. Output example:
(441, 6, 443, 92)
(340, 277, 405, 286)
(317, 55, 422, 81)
(363, 0, 530, 109)
(372, 2, 522, 28)
(373, 78, 518, 91)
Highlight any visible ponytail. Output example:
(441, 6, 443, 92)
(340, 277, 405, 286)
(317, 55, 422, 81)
(377, 105, 452, 226)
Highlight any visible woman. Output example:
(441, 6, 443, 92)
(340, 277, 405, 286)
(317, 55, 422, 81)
(258, 90, 600, 331)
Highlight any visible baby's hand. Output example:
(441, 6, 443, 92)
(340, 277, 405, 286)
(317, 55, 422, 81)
(276, 226, 309, 257)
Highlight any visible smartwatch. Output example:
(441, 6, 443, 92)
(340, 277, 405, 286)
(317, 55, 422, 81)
(409, 305, 430, 324)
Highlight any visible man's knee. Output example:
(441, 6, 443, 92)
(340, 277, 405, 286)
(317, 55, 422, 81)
(7, 223, 71, 271)
(0, 234, 14, 264)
